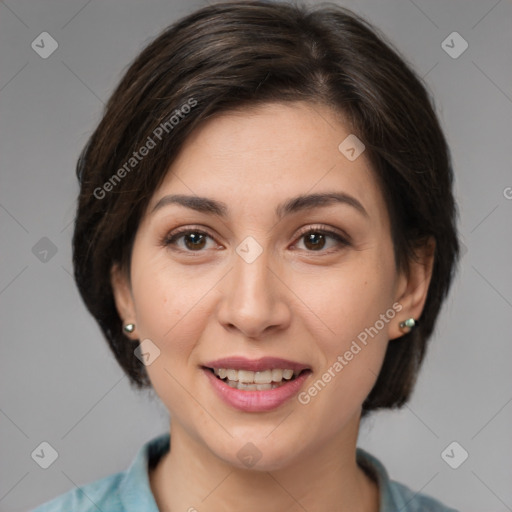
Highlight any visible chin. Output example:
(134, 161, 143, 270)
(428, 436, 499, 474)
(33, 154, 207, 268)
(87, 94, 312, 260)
(206, 431, 304, 472)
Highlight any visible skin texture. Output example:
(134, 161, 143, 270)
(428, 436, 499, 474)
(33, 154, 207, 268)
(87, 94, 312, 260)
(111, 102, 434, 512)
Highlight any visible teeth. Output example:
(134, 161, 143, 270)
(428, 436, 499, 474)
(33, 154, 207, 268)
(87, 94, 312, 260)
(225, 380, 282, 391)
(272, 369, 283, 382)
(254, 370, 272, 384)
(212, 368, 299, 384)
(282, 369, 294, 379)
(237, 370, 255, 383)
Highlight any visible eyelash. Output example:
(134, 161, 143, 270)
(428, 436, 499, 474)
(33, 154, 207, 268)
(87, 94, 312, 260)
(161, 224, 350, 255)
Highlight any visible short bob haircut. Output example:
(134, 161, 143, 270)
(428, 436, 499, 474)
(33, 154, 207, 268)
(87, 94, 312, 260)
(72, 0, 459, 414)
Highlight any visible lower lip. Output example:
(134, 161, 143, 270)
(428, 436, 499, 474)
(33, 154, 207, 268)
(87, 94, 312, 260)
(203, 368, 311, 412)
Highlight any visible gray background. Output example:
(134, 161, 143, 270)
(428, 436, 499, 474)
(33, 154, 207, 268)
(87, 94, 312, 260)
(1, 0, 511, 510)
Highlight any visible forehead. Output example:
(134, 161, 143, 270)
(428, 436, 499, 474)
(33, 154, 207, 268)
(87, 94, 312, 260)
(147, 102, 386, 221)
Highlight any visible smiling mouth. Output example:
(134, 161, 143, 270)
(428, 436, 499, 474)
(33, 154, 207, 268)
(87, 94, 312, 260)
(204, 367, 310, 391)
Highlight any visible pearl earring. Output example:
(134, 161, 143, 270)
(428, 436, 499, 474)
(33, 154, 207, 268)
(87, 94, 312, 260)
(123, 323, 135, 333)
(399, 318, 416, 330)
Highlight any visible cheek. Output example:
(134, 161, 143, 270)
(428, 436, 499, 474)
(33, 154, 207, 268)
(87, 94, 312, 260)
(297, 252, 396, 349)
(129, 245, 227, 374)
(129, 248, 196, 352)
(293, 251, 396, 410)
(128, 254, 209, 412)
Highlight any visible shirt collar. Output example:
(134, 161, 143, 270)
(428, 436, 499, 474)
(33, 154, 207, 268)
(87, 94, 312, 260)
(356, 447, 400, 509)
(118, 432, 170, 512)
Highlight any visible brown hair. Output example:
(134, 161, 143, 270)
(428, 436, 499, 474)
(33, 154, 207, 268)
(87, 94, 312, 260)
(72, 0, 459, 413)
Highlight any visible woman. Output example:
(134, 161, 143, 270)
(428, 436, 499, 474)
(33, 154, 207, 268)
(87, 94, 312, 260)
(31, 1, 460, 510)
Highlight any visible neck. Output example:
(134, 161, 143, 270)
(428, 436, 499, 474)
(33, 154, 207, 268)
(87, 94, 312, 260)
(150, 417, 379, 512)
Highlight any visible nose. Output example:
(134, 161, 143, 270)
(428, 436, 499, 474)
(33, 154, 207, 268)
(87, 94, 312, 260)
(216, 244, 291, 339)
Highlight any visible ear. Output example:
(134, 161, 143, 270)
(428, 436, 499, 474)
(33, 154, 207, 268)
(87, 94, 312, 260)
(388, 237, 435, 340)
(110, 262, 138, 340)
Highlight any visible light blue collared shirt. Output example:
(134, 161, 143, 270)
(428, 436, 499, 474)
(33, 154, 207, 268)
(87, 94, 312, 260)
(30, 432, 460, 511)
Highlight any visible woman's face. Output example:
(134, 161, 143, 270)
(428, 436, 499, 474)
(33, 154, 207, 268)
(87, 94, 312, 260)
(112, 101, 421, 470)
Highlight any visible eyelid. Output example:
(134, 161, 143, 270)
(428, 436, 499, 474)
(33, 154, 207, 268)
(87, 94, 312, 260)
(161, 223, 351, 252)
(161, 225, 218, 249)
(294, 223, 351, 245)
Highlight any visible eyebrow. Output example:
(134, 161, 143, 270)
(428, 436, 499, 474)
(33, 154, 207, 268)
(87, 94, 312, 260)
(151, 191, 368, 219)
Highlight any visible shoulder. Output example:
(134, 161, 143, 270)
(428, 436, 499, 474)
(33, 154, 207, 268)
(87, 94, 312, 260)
(28, 472, 125, 512)
(387, 479, 460, 512)
(356, 448, 460, 512)
(28, 432, 170, 512)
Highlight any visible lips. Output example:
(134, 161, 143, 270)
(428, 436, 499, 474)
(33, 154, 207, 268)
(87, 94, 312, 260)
(202, 356, 311, 374)
(201, 356, 312, 412)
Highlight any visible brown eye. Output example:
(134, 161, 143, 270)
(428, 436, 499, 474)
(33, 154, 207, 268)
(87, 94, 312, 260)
(182, 232, 207, 250)
(163, 229, 215, 252)
(295, 227, 350, 253)
(303, 232, 327, 251)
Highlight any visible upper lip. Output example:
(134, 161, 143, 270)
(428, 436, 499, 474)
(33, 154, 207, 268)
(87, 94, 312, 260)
(202, 356, 311, 373)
